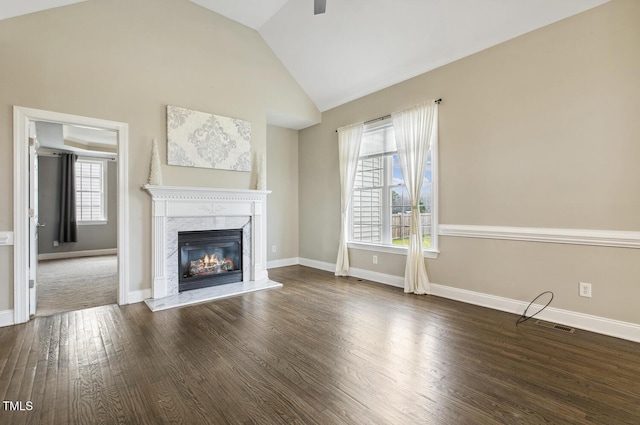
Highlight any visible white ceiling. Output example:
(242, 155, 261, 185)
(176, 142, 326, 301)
(63, 125, 117, 153)
(256, 0, 611, 111)
(2, 0, 610, 113)
(35, 121, 117, 157)
(190, 0, 288, 30)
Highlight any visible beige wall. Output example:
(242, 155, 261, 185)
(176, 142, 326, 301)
(266, 125, 299, 263)
(0, 0, 319, 311)
(299, 0, 640, 324)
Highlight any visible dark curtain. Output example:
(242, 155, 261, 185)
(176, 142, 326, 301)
(59, 153, 78, 243)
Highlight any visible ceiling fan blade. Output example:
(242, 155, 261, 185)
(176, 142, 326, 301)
(314, 0, 326, 15)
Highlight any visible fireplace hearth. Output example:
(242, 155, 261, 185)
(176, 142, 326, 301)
(178, 229, 243, 292)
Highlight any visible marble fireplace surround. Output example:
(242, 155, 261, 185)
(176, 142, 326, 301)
(143, 185, 274, 307)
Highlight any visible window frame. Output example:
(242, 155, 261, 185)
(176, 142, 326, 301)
(75, 157, 108, 225)
(347, 119, 439, 259)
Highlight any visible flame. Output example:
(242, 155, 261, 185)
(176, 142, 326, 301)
(187, 252, 235, 277)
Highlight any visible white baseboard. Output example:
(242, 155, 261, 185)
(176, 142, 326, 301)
(298, 258, 405, 288)
(128, 288, 152, 304)
(267, 257, 300, 269)
(348, 267, 405, 288)
(430, 284, 640, 343)
(0, 310, 15, 327)
(298, 257, 335, 273)
(297, 258, 405, 287)
(38, 248, 118, 261)
(298, 257, 640, 343)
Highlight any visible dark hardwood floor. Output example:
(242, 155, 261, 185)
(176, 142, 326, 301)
(1, 265, 639, 424)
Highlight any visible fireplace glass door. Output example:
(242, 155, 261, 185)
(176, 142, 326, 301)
(178, 229, 243, 292)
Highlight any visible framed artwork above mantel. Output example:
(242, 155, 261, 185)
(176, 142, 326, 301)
(166, 105, 252, 172)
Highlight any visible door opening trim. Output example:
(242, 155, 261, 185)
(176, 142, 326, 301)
(13, 106, 130, 324)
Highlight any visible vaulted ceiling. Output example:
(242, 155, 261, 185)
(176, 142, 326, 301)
(1, 0, 610, 112)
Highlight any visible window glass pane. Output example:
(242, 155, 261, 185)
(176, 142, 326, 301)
(359, 124, 397, 157)
(350, 122, 436, 251)
(420, 182, 432, 248)
(75, 159, 105, 222)
(352, 188, 382, 243)
(391, 154, 404, 186)
(390, 186, 409, 214)
(355, 156, 383, 189)
(391, 186, 409, 246)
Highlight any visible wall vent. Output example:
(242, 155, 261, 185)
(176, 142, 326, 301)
(534, 320, 575, 333)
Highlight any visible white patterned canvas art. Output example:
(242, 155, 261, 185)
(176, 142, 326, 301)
(167, 105, 252, 171)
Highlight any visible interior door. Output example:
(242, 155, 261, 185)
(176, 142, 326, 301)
(28, 122, 40, 317)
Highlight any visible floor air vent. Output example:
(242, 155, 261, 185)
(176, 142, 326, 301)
(534, 320, 575, 333)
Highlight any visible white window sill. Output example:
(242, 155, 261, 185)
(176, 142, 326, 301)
(78, 220, 108, 226)
(347, 241, 439, 259)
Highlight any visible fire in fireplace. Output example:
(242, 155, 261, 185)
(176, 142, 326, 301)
(178, 229, 243, 292)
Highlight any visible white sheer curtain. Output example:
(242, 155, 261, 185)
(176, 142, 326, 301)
(335, 122, 364, 276)
(392, 102, 438, 294)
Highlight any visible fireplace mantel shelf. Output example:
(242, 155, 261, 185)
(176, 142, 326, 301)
(143, 184, 271, 201)
(143, 184, 273, 307)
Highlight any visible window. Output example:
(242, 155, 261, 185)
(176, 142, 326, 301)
(75, 159, 107, 224)
(350, 120, 437, 253)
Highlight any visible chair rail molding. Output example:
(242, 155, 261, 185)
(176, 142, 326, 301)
(0, 232, 14, 246)
(438, 224, 640, 249)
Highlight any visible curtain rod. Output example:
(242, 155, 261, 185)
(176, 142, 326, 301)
(336, 98, 442, 133)
(39, 149, 116, 161)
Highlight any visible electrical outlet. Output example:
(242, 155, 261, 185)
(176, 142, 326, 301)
(579, 282, 592, 298)
(272, 245, 277, 253)
(372, 255, 378, 264)
(53, 240, 59, 247)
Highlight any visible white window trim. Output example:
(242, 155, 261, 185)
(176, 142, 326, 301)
(78, 220, 108, 226)
(348, 118, 439, 257)
(76, 157, 108, 225)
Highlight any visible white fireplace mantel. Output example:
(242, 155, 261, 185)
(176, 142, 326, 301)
(143, 185, 271, 300)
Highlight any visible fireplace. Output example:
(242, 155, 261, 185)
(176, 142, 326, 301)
(178, 229, 243, 292)
(143, 185, 270, 300)
(143, 186, 281, 312)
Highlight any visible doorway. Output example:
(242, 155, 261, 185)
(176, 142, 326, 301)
(35, 122, 119, 316)
(13, 107, 130, 324)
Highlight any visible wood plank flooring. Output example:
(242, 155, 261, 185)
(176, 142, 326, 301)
(1, 265, 639, 424)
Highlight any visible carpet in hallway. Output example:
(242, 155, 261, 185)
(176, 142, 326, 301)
(36, 255, 117, 316)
